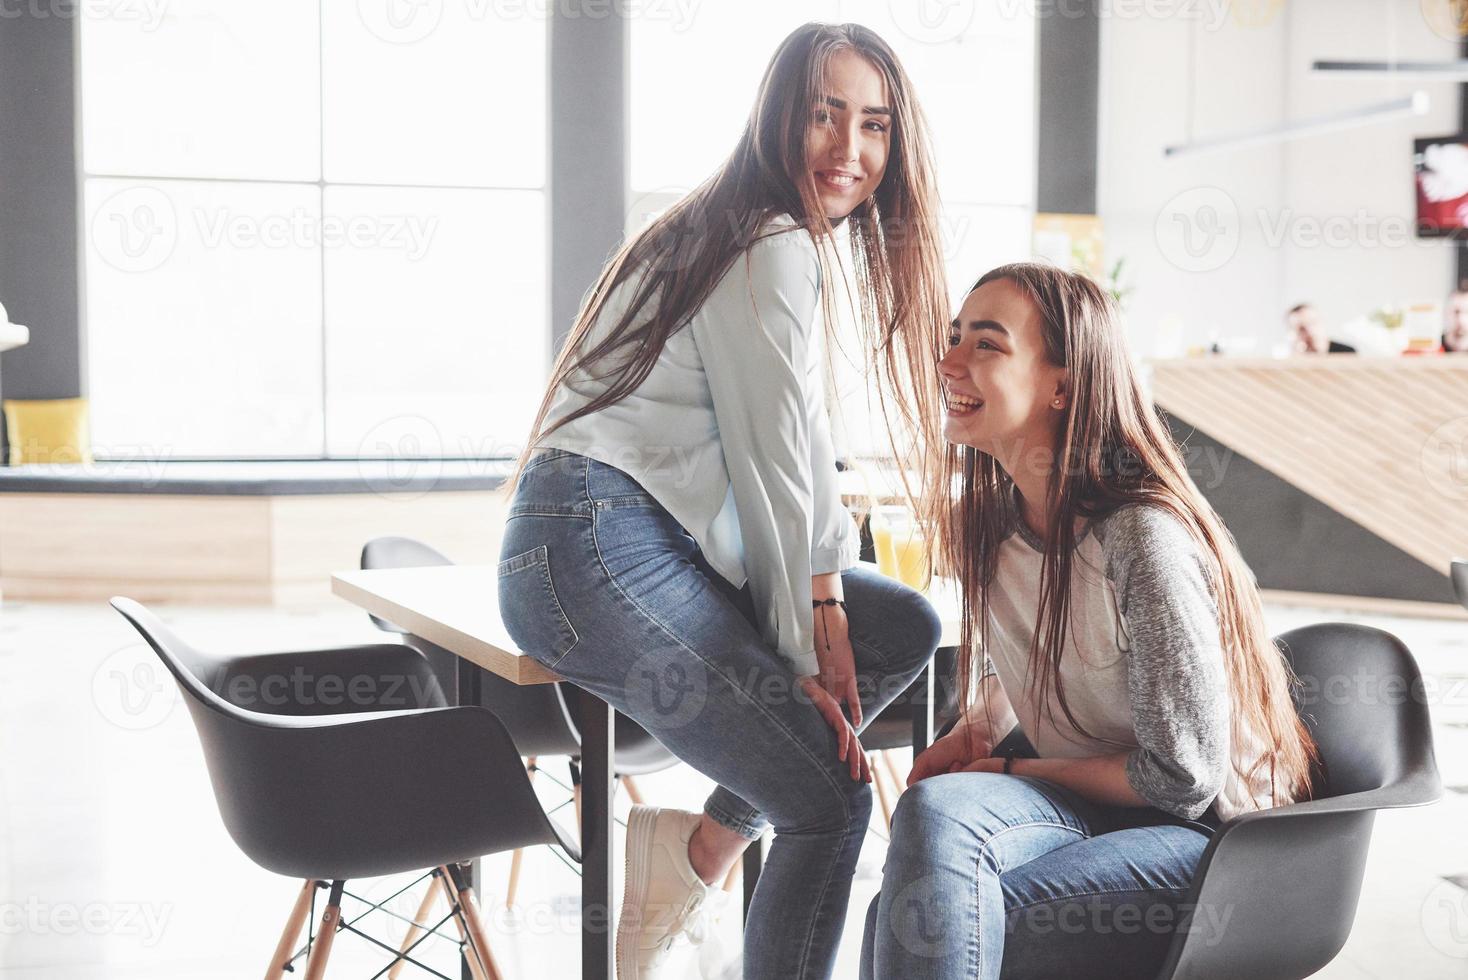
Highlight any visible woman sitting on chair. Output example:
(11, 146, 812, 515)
(861, 263, 1321, 980)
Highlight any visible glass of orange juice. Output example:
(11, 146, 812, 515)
(871, 505, 929, 589)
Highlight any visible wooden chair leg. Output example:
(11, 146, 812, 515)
(264, 879, 317, 979)
(301, 881, 345, 980)
(620, 774, 645, 806)
(435, 872, 487, 980)
(505, 756, 538, 909)
(387, 879, 441, 980)
(871, 754, 895, 830)
(445, 865, 506, 980)
(880, 750, 905, 792)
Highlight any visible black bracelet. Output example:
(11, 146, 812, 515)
(1002, 754, 1015, 775)
(812, 598, 845, 655)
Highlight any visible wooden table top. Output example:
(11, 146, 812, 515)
(332, 561, 964, 687)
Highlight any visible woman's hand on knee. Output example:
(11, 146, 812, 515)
(812, 595, 862, 729)
(908, 719, 996, 786)
(798, 674, 872, 783)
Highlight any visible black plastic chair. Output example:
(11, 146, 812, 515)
(1453, 558, 1466, 611)
(1151, 622, 1442, 979)
(110, 595, 578, 980)
(361, 536, 681, 906)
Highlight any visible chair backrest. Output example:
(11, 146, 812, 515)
(1155, 623, 1440, 980)
(360, 535, 453, 633)
(109, 596, 241, 713)
(1279, 621, 1439, 802)
(108, 596, 570, 879)
(1453, 558, 1467, 612)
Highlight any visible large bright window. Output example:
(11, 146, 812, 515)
(630, 3, 1037, 457)
(80, 1, 547, 458)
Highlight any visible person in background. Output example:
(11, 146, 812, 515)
(1286, 303, 1355, 353)
(1442, 289, 1468, 353)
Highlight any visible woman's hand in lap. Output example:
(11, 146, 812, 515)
(908, 718, 999, 786)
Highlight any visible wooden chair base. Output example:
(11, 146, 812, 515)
(269, 870, 504, 980)
(301, 881, 344, 980)
(265, 879, 318, 980)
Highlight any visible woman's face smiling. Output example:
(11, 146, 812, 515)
(938, 279, 1069, 459)
(803, 49, 891, 220)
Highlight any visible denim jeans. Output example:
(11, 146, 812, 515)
(495, 448, 941, 979)
(859, 728, 1217, 980)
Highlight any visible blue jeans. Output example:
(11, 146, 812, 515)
(860, 729, 1217, 980)
(496, 448, 941, 979)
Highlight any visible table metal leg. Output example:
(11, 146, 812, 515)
(580, 696, 615, 980)
(448, 646, 485, 980)
(741, 833, 764, 923)
(912, 660, 935, 756)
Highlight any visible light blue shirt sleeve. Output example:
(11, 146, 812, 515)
(807, 323, 861, 576)
(689, 225, 852, 676)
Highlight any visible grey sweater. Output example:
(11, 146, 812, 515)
(985, 490, 1279, 822)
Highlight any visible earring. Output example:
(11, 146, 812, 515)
(1052, 399, 1063, 408)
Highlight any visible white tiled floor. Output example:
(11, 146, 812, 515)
(0, 596, 1464, 978)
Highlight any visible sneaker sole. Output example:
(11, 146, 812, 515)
(616, 804, 659, 979)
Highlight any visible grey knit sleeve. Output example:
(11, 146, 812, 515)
(1100, 505, 1230, 821)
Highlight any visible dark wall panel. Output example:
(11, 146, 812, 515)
(1166, 412, 1457, 605)
(0, 10, 82, 401)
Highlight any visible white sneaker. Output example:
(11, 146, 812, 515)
(617, 805, 729, 979)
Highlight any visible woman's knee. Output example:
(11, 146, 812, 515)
(888, 773, 975, 847)
(772, 764, 874, 837)
(886, 585, 943, 664)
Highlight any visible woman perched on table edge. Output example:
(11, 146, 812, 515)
(495, 20, 953, 980)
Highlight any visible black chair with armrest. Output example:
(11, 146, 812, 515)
(1151, 623, 1442, 979)
(110, 595, 578, 980)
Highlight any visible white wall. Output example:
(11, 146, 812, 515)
(1098, 0, 1458, 357)
(1281, 0, 1459, 343)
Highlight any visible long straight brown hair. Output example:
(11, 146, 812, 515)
(921, 262, 1318, 811)
(504, 22, 948, 497)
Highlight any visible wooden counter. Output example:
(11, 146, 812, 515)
(1149, 357, 1468, 607)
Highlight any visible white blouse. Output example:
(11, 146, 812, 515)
(534, 211, 861, 676)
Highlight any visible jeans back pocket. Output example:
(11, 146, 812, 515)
(496, 544, 581, 668)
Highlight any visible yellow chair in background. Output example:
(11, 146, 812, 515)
(2, 397, 93, 464)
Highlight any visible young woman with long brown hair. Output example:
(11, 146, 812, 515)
(495, 22, 949, 979)
(861, 263, 1320, 979)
